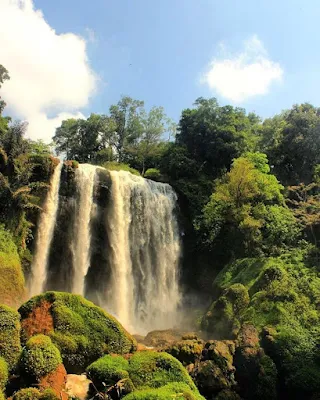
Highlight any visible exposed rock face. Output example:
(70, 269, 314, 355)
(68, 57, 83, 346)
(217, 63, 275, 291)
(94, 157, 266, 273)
(65, 374, 91, 400)
(18, 291, 137, 372)
(38, 364, 67, 400)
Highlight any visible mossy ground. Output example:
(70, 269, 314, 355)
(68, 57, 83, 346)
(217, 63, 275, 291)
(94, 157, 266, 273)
(122, 382, 205, 400)
(0, 226, 25, 307)
(19, 292, 137, 372)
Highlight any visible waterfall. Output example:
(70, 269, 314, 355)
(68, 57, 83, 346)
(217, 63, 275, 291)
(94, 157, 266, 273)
(71, 164, 97, 295)
(29, 162, 62, 296)
(105, 171, 181, 332)
(35, 164, 181, 333)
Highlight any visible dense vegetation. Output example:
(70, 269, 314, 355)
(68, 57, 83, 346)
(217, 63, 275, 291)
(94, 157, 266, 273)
(1, 62, 320, 399)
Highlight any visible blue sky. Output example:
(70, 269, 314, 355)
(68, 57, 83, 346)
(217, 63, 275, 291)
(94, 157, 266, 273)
(1, 0, 320, 140)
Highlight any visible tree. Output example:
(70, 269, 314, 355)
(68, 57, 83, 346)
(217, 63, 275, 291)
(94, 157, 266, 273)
(201, 153, 298, 257)
(53, 114, 115, 162)
(125, 106, 175, 174)
(0, 65, 10, 137)
(261, 103, 320, 185)
(109, 96, 144, 162)
(176, 98, 260, 176)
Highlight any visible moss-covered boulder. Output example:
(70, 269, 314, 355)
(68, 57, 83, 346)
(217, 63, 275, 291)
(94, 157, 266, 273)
(234, 325, 277, 400)
(123, 382, 205, 400)
(202, 284, 249, 339)
(165, 338, 204, 365)
(19, 292, 137, 372)
(19, 335, 62, 382)
(86, 354, 130, 391)
(143, 329, 186, 348)
(0, 357, 8, 391)
(0, 305, 21, 371)
(13, 388, 41, 400)
(0, 226, 25, 307)
(128, 351, 197, 391)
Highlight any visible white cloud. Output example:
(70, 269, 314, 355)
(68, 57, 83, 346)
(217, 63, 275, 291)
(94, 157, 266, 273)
(0, 0, 97, 141)
(202, 35, 283, 103)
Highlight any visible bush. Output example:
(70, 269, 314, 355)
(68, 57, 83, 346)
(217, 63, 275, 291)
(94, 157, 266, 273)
(0, 305, 21, 371)
(19, 335, 62, 380)
(123, 382, 205, 400)
(86, 355, 130, 390)
(40, 389, 60, 400)
(144, 168, 162, 181)
(128, 351, 196, 391)
(19, 292, 137, 372)
(0, 357, 8, 391)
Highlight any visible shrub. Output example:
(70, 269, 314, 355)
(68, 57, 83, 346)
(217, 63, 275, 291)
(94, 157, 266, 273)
(144, 168, 162, 181)
(0, 358, 8, 391)
(128, 351, 196, 391)
(19, 292, 136, 372)
(86, 355, 130, 390)
(19, 335, 62, 380)
(122, 382, 205, 400)
(40, 389, 60, 400)
(0, 305, 21, 371)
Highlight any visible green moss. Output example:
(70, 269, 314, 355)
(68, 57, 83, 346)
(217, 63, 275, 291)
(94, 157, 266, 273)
(0, 305, 21, 371)
(0, 225, 25, 307)
(20, 334, 61, 381)
(19, 292, 137, 372)
(128, 351, 196, 391)
(202, 284, 249, 338)
(0, 358, 8, 391)
(102, 162, 140, 176)
(86, 355, 130, 390)
(40, 389, 60, 400)
(123, 382, 205, 400)
(13, 388, 41, 400)
(165, 340, 203, 365)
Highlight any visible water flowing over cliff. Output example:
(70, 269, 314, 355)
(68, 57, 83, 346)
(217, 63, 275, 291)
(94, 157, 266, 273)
(29, 164, 181, 332)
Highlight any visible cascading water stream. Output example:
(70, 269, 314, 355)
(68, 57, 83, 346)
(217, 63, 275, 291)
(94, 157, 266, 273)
(71, 164, 97, 295)
(29, 162, 62, 296)
(105, 170, 181, 332)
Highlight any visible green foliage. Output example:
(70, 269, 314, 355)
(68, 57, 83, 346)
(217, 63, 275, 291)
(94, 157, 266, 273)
(201, 153, 298, 257)
(123, 382, 205, 400)
(128, 351, 196, 391)
(20, 334, 62, 380)
(102, 161, 140, 176)
(0, 357, 8, 391)
(19, 292, 137, 372)
(86, 354, 130, 390)
(261, 103, 320, 185)
(40, 389, 60, 400)
(144, 168, 162, 181)
(0, 304, 21, 371)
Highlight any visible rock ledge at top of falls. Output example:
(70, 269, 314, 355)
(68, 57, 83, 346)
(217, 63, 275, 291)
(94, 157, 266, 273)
(18, 291, 137, 373)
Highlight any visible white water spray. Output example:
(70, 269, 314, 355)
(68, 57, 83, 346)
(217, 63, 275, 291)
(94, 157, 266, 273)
(29, 162, 62, 296)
